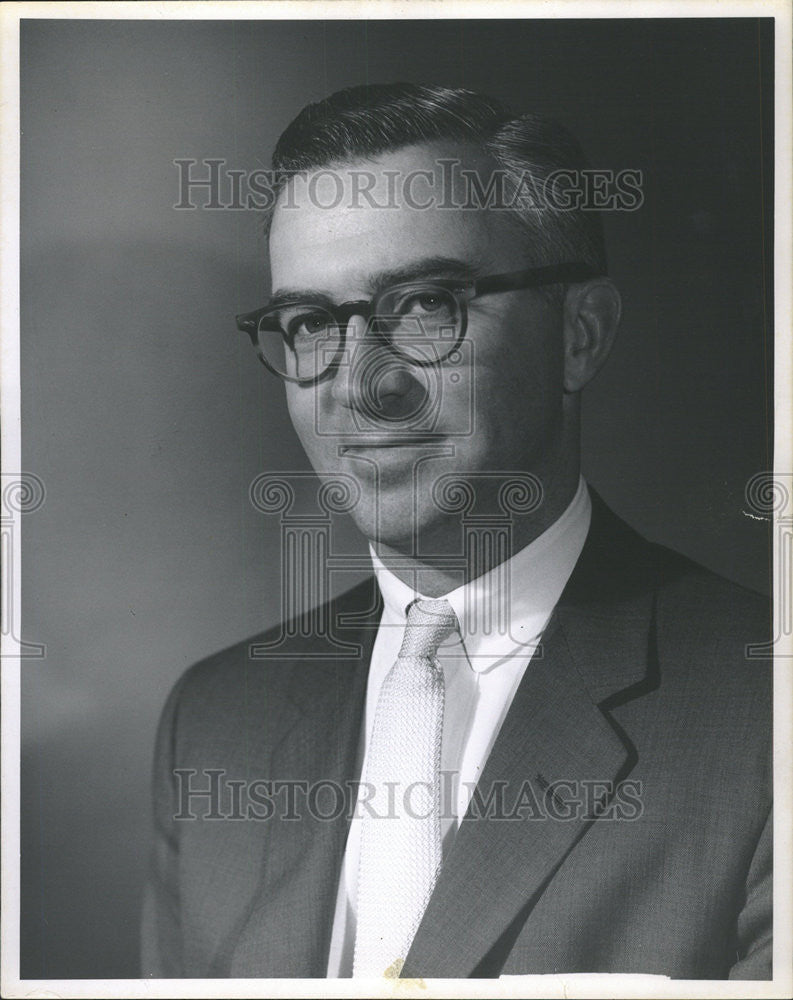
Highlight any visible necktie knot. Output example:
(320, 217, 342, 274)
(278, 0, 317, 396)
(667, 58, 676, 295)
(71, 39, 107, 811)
(399, 598, 458, 660)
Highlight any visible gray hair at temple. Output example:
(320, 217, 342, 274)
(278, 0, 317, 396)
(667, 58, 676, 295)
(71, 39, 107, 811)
(266, 82, 608, 299)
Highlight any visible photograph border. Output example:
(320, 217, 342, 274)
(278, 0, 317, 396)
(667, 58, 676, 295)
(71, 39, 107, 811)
(2, 2, 791, 998)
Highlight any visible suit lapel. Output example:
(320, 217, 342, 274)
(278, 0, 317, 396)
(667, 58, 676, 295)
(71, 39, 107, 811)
(402, 492, 659, 978)
(401, 619, 633, 977)
(230, 580, 382, 977)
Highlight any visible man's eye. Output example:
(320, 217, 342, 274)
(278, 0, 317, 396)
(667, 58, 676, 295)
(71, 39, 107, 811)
(288, 312, 331, 341)
(405, 292, 443, 313)
(394, 290, 452, 316)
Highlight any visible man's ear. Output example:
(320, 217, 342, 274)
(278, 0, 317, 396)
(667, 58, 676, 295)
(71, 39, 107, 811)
(562, 279, 622, 392)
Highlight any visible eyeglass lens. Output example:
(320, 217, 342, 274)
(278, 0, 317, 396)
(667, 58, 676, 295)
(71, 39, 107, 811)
(256, 283, 463, 380)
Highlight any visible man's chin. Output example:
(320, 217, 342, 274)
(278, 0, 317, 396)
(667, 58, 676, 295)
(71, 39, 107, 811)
(346, 494, 448, 556)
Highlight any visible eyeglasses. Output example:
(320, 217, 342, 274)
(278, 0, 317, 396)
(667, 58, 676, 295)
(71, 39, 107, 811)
(235, 261, 600, 386)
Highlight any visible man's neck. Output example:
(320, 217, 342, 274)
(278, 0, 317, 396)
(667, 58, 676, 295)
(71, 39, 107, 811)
(372, 468, 583, 598)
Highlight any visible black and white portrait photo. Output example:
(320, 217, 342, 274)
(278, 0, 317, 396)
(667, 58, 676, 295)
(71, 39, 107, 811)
(2, 4, 791, 998)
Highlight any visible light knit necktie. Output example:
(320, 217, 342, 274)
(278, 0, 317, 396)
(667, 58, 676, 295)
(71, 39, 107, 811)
(353, 597, 458, 978)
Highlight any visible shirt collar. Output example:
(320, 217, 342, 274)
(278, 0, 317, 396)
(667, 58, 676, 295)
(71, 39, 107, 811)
(369, 476, 592, 674)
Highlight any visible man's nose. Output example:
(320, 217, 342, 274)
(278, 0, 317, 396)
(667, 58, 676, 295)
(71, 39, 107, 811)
(330, 314, 422, 421)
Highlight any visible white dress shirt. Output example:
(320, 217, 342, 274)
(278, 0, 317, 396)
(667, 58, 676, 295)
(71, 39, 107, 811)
(326, 476, 592, 976)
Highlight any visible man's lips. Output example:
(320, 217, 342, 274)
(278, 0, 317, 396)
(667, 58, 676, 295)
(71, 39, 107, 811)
(339, 435, 442, 453)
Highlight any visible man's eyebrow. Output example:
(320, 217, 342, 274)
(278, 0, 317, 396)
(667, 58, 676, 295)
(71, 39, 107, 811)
(368, 257, 481, 294)
(268, 288, 335, 309)
(269, 257, 481, 308)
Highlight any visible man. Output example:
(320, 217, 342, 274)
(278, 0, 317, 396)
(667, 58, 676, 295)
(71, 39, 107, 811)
(141, 84, 771, 980)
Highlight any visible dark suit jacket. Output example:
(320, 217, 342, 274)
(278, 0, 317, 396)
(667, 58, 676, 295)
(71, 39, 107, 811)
(141, 493, 772, 979)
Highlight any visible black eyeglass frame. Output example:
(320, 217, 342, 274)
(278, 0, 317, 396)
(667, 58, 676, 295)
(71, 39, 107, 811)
(235, 261, 601, 386)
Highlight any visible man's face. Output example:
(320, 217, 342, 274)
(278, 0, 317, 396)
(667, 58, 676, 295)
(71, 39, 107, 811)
(268, 142, 568, 554)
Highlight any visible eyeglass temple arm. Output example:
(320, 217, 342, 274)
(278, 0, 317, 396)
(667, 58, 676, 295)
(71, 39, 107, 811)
(473, 262, 602, 296)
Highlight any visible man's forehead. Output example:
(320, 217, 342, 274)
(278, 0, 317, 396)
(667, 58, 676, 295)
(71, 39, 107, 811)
(268, 142, 520, 293)
(276, 139, 497, 206)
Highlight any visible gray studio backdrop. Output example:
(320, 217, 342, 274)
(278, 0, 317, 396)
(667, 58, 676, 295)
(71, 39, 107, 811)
(20, 18, 773, 978)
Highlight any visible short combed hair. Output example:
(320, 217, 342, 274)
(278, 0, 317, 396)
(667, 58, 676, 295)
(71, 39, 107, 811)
(269, 82, 608, 283)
